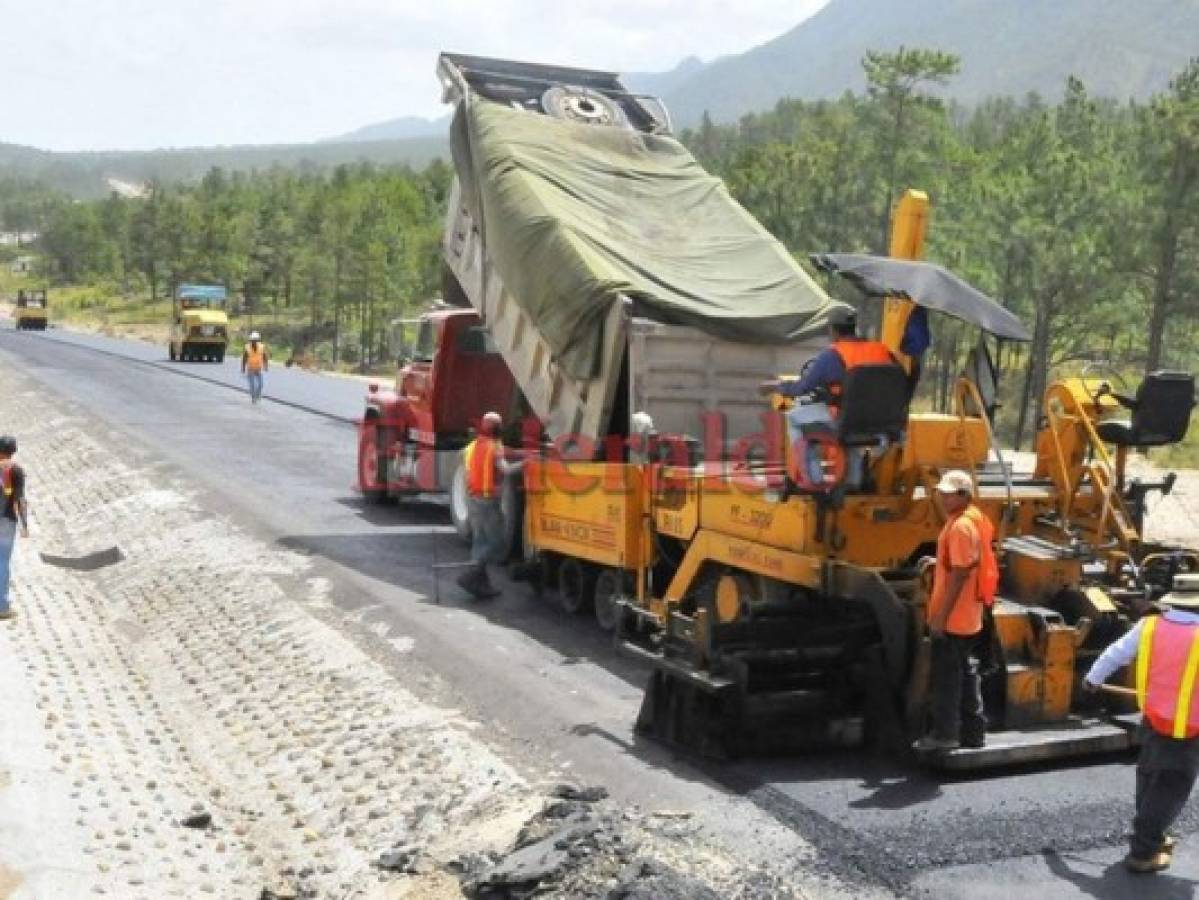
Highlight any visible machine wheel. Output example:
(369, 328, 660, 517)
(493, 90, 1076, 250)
(216, 348, 226, 364)
(558, 557, 597, 615)
(594, 569, 625, 631)
(449, 459, 473, 544)
(169, 343, 177, 361)
(357, 422, 388, 503)
(498, 473, 525, 561)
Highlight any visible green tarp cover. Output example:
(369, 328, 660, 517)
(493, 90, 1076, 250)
(451, 101, 843, 379)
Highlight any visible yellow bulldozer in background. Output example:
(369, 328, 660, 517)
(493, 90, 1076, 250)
(522, 189, 1197, 770)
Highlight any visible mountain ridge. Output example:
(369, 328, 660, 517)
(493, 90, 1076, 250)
(661, 0, 1199, 126)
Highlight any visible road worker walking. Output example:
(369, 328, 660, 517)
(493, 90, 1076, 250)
(241, 331, 269, 404)
(1085, 574, 1199, 873)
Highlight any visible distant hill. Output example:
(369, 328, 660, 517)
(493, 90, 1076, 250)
(622, 56, 707, 98)
(326, 115, 451, 143)
(0, 136, 447, 198)
(661, 0, 1199, 126)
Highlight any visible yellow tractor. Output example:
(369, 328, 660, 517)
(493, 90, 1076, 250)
(14, 288, 48, 331)
(524, 190, 1196, 769)
(169, 284, 229, 363)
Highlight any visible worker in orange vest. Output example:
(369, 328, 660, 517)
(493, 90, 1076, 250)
(761, 306, 896, 488)
(241, 331, 269, 404)
(757, 306, 892, 488)
(457, 412, 522, 599)
(915, 470, 997, 754)
(1085, 574, 1199, 873)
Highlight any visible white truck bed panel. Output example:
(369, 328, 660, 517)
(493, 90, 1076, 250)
(629, 321, 824, 444)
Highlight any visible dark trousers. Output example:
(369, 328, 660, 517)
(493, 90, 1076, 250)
(929, 633, 986, 743)
(1131, 727, 1199, 858)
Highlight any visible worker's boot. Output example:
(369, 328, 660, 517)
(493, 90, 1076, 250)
(1124, 851, 1171, 874)
(474, 568, 501, 600)
(456, 567, 484, 597)
(458, 566, 499, 600)
(912, 736, 959, 753)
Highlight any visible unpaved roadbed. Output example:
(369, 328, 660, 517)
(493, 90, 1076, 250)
(0, 367, 841, 898)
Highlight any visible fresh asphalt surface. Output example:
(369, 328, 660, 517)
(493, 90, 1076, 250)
(4, 323, 1198, 898)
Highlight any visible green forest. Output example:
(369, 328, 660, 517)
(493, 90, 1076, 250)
(2, 49, 1197, 450)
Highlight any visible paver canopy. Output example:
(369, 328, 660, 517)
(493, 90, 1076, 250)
(451, 101, 845, 379)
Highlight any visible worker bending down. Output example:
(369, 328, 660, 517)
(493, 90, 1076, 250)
(458, 411, 523, 599)
(764, 306, 895, 488)
(1085, 575, 1199, 874)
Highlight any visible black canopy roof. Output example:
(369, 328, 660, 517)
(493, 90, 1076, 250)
(809, 253, 1032, 342)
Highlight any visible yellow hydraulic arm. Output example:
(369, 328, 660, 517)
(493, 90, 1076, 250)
(880, 189, 930, 371)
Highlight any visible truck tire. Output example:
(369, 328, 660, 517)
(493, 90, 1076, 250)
(450, 459, 473, 544)
(594, 569, 625, 631)
(541, 86, 628, 129)
(358, 422, 388, 503)
(558, 557, 597, 615)
(498, 473, 525, 561)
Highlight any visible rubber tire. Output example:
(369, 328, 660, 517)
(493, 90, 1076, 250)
(498, 473, 525, 562)
(450, 459, 473, 544)
(358, 422, 388, 503)
(216, 348, 225, 364)
(558, 557, 597, 615)
(169, 344, 177, 362)
(594, 569, 624, 631)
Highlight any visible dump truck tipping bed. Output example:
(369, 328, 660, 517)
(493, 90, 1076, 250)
(438, 52, 839, 445)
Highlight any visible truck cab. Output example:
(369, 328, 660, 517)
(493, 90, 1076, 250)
(170, 283, 229, 362)
(14, 288, 48, 331)
(358, 307, 519, 535)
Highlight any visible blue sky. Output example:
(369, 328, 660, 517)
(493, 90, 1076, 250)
(3, 0, 828, 151)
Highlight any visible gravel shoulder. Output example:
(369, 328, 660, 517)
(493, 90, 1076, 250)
(0, 360, 859, 898)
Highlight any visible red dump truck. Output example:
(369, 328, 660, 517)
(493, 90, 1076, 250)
(356, 52, 833, 544)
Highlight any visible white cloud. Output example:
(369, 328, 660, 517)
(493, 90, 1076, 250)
(2, 0, 827, 151)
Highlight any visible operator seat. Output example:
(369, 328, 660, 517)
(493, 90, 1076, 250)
(837, 363, 912, 446)
(1096, 371, 1195, 448)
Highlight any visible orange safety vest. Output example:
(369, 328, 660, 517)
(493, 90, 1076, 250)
(1136, 616, 1199, 739)
(244, 343, 266, 373)
(930, 503, 998, 635)
(828, 339, 897, 407)
(464, 436, 498, 499)
(961, 505, 999, 607)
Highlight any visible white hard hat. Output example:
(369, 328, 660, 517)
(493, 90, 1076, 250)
(248, 331, 261, 341)
(935, 470, 974, 495)
(1162, 574, 1199, 610)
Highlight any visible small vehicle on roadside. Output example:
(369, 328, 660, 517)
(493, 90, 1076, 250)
(169, 284, 229, 362)
(14, 288, 48, 331)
